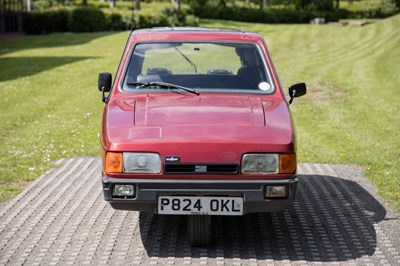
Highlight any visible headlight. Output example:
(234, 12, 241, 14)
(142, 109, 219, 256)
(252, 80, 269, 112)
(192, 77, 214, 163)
(241, 154, 279, 174)
(241, 153, 296, 174)
(123, 152, 161, 173)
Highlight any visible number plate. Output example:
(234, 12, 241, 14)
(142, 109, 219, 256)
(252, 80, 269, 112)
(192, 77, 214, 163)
(158, 196, 243, 216)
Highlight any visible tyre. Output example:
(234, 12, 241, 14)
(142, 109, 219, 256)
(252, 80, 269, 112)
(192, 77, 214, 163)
(187, 215, 212, 246)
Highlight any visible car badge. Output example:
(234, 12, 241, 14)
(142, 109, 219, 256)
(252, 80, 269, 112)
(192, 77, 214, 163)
(195, 165, 207, 173)
(165, 156, 180, 163)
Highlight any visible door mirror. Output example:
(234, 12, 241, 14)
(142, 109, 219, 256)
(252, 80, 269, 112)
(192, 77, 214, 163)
(98, 72, 112, 92)
(288, 83, 306, 104)
(98, 72, 112, 103)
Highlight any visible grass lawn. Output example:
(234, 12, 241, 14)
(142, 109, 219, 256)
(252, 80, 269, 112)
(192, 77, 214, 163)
(0, 15, 399, 212)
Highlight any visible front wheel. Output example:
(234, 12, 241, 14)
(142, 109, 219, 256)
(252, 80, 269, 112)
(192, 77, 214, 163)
(187, 215, 212, 246)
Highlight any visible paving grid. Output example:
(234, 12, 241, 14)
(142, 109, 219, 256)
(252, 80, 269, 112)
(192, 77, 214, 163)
(0, 157, 399, 265)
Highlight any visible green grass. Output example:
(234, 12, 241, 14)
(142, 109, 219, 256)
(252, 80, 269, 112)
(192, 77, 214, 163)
(0, 15, 399, 212)
(0, 32, 127, 202)
(339, 0, 382, 12)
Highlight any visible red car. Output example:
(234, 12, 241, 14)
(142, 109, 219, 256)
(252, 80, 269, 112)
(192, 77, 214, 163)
(98, 28, 306, 246)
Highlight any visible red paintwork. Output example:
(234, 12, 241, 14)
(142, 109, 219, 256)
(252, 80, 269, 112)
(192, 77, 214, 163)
(100, 28, 295, 180)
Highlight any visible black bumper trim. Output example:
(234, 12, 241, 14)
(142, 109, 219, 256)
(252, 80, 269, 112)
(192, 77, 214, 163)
(102, 176, 298, 214)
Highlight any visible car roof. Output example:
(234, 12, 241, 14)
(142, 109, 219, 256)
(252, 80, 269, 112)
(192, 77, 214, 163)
(129, 27, 265, 43)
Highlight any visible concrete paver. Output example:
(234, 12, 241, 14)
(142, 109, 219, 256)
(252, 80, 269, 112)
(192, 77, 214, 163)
(0, 157, 399, 265)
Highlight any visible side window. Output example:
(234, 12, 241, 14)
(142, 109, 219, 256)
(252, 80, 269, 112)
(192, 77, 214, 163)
(236, 47, 266, 82)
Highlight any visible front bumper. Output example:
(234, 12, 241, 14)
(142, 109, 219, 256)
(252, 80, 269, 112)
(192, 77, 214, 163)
(102, 176, 298, 214)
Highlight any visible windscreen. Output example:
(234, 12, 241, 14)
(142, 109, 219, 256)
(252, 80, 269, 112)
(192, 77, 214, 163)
(122, 42, 275, 93)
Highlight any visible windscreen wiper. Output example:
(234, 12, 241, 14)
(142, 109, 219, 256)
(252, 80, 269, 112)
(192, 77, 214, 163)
(174, 47, 198, 73)
(126, 81, 200, 95)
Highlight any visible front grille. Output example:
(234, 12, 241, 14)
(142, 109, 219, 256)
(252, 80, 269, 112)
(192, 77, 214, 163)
(164, 164, 238, 174)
